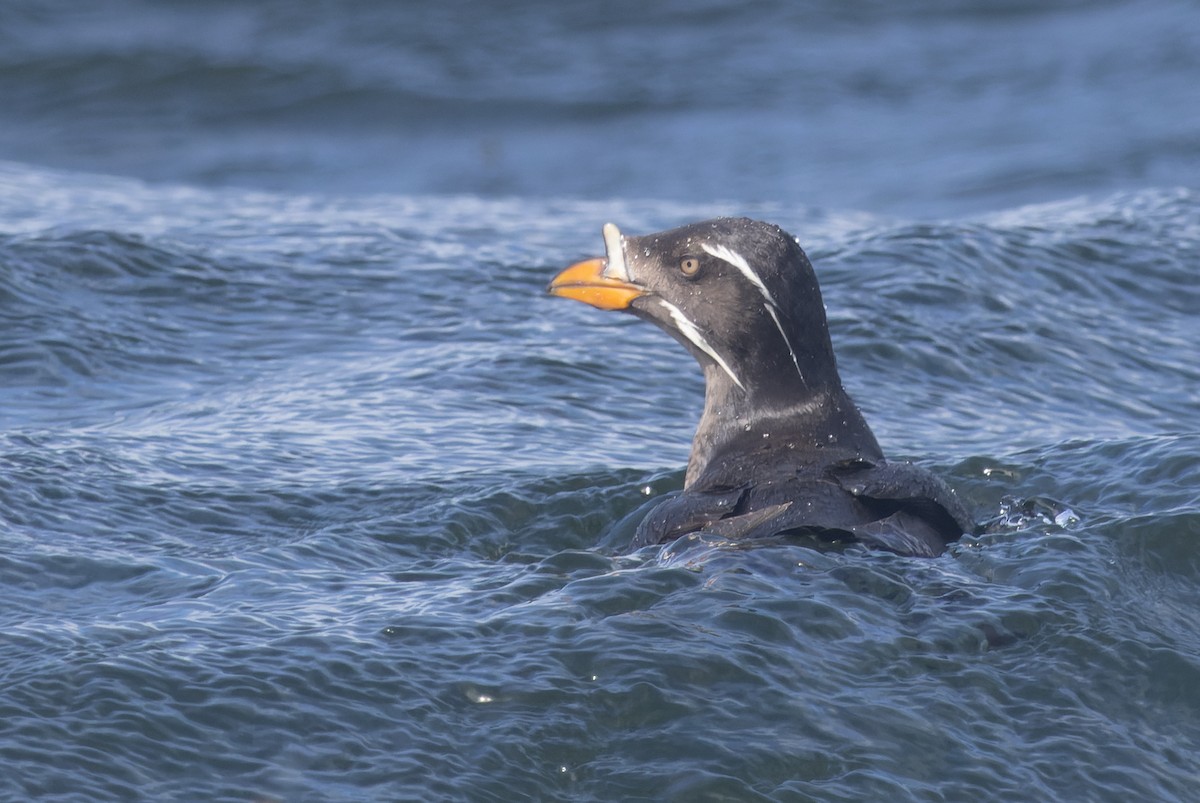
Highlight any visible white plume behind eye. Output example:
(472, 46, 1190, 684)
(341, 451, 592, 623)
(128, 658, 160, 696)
(657, 299, 745, 391)
(602, 223, 630, 282)
(701, 241, 805, 386)
(702, 243, 770, 302)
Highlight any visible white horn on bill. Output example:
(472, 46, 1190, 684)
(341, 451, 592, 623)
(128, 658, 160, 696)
(601, 222, 630, 282)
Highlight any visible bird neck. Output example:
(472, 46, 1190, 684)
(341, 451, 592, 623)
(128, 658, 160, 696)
(685, 366, 884, 489)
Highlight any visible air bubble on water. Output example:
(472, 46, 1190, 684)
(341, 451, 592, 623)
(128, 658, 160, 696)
(1054, 508, 1079, 527)
(985, 495, 1080, 532)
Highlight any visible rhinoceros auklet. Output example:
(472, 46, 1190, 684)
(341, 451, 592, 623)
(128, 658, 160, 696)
(548, 217, 974, 557)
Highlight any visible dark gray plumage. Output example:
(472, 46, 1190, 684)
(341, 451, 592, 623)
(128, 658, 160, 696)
(549, 216, 974, 557)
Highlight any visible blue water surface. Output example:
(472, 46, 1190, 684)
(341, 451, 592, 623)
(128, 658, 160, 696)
(1, 1, 1199, 800)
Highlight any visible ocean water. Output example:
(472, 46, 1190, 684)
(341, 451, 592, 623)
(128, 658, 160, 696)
(2, 2, 1199, 801)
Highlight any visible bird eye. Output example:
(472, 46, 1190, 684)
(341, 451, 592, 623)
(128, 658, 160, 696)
(679, 257, 701, 277)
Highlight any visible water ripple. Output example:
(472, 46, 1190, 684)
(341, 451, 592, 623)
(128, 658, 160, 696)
(0, 167, 1197, 799)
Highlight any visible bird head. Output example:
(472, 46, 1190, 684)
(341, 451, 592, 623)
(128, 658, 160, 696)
(549, 217, 841, 404)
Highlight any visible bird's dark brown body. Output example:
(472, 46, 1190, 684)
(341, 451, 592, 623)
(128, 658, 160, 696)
(549, 217, 973, 557)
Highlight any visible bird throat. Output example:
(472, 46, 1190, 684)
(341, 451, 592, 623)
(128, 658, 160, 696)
(684, 374, 884, 489)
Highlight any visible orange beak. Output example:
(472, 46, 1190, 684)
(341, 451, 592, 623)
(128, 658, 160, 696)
(547, 258, 644, 311)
